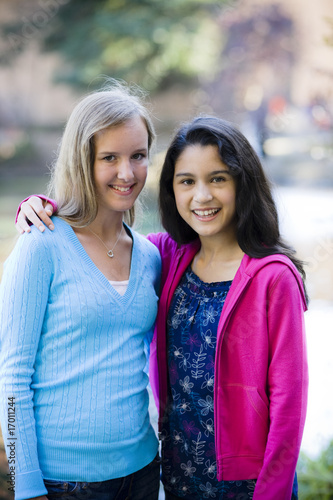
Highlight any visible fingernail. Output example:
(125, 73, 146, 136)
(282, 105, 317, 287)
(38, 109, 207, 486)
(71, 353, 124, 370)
(49, 224, 54, 230)
(39, 225, 45, 232)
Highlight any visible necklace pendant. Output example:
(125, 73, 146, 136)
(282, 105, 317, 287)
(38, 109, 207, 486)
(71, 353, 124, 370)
(87, 226, 122, 259)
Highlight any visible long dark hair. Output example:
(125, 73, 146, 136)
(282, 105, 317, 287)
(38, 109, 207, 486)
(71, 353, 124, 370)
(159, 116, 307, 294)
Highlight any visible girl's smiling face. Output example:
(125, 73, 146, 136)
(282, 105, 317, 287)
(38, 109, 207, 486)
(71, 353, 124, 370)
(93, 115, 149, 216)
(173, 144, 237, 242)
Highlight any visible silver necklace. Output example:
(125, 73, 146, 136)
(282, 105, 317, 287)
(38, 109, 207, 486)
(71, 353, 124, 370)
(88, 226, 123, 258)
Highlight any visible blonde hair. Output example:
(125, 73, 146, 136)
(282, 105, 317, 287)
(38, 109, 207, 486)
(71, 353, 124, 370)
(47, 81, 155, 227)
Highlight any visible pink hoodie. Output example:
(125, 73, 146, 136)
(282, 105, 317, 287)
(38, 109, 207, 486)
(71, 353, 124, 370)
(148, 232, 308, 500)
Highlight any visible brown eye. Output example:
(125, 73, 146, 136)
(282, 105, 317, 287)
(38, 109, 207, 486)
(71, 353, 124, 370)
(132, 153, 146, 160)
(103, 155, 116, 162)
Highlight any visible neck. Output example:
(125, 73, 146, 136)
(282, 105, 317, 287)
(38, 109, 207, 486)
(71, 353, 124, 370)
(193, 232, 244, 282)
(87, 210, 124, 240)
(198, 231, 242, 262)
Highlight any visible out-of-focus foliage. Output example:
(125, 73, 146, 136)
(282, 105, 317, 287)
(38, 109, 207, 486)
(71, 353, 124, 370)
(324, 17, 333, 46)
(1, 0, 227, 91)
(206, 3, 295, 115)
(298, 440, 333, 499)
(0, 132, 36, 166)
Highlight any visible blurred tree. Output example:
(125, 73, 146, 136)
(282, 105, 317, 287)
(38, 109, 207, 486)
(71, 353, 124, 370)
(206, 3, 295, 116)
(298, 440, 333, 499)
(0, 0, 228, 92)
(324, 17, 333, 46)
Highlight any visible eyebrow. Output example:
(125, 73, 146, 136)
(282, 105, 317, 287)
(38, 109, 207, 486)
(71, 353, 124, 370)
(98, 148, 148, 156)
(175, 169, 230, 177)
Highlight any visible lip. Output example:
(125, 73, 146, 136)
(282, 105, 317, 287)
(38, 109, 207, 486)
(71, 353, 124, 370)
(192, 208, 221, 221)
(108, 184, 135, 195)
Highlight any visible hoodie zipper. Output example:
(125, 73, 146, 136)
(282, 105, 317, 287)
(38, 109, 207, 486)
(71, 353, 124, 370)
(214, 273, 252, 478)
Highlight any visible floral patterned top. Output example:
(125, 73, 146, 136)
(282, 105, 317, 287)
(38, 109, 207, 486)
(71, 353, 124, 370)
(161, 266, 257, 499)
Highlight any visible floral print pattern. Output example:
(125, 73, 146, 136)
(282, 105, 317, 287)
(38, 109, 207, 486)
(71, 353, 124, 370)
(162, 267, 257, 499)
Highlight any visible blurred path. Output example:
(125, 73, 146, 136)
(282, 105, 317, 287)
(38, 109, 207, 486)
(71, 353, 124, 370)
(275, 186, 333, 457)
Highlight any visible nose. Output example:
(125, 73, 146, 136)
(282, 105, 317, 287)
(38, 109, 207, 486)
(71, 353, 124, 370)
(117, 158, 135, 182)
(193, 182, 213, 203)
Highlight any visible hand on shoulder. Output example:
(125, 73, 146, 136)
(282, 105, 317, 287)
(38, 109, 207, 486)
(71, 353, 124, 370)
(16, 196, 54, 234)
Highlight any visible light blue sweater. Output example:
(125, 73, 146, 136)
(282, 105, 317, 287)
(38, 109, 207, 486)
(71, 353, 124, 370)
(0, 217, 161, 500)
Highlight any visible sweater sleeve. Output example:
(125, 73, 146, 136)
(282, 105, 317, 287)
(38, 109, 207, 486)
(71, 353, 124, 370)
(0, 232, 52, 499)
(253, 268, 308, 500)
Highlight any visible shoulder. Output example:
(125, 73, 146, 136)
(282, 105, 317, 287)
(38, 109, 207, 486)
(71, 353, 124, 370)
(25, 216, 68, 242)
(2, 226, 53, 280)
(147, 232, 201, 265)
(146, 231, 181, 257)
(131, 228, 162, 264)
(243, 253, 300, 279)
(6, 217, 69, 262)
(7, 225, 50, 259)
(242, 254, 307, 308)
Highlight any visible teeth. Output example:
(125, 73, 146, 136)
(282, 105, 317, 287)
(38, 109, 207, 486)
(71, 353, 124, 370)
(112, 185, 131, 192)
(194, 209, 219, 216)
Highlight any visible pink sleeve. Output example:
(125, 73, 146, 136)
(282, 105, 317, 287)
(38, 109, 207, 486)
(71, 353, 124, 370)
(15, 195, 58, 224)
(253, 269, 308, 500)
(149, 327, 160, 411)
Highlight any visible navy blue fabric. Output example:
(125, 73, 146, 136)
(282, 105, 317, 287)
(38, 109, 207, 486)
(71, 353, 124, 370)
(161, 267, 256, 498)
(43, 454, 160, 500)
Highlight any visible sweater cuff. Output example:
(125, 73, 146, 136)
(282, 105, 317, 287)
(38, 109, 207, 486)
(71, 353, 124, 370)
(15, 469, 47, 500)
(15, 195, 58, 224)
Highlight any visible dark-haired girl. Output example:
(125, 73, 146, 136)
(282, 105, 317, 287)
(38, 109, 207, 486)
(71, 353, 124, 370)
(148, 116, 308, 500)
(15, 116, 308, 500)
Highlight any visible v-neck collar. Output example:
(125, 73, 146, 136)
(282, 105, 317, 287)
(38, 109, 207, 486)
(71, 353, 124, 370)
(56, 217, 140, 307)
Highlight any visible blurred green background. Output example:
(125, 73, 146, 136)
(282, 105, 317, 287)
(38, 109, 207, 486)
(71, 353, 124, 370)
(0, 0, 333, 497)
